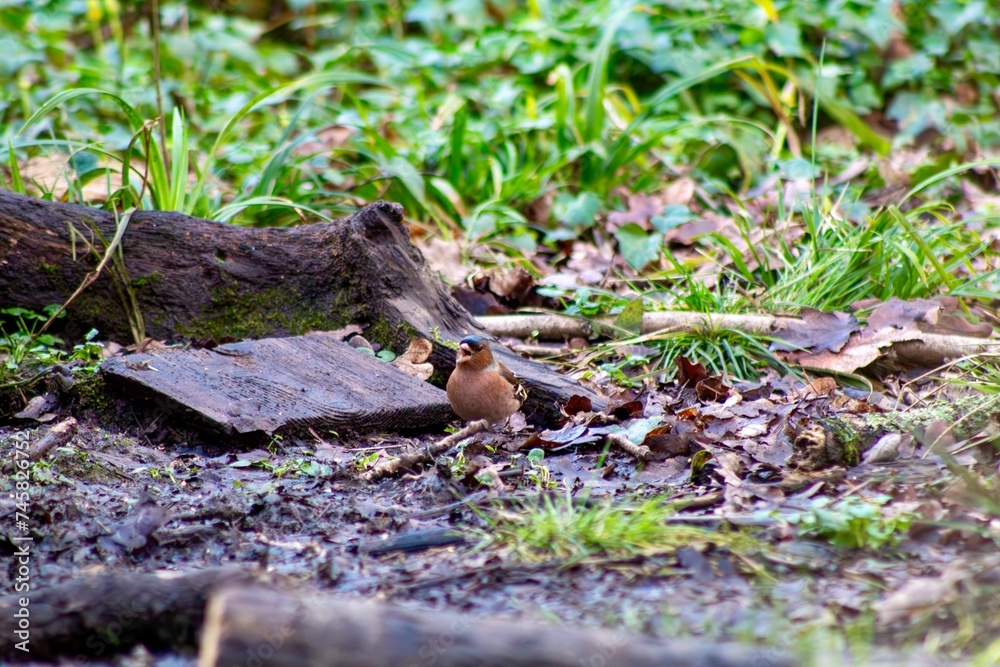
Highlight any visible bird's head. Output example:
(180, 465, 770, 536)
(456, 335, 492, 368)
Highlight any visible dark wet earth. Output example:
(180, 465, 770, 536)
(1, 385, 998, 667)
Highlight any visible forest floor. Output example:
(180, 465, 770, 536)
(2, 348, 998, 667)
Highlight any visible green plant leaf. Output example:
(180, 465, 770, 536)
(651, 204, 694, 232)
(554, 191, 600, 227)
(614, 298, 644, 334)
(615, 223, 662, 270)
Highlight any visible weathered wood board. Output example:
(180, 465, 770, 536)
(101, 332, 453, 436)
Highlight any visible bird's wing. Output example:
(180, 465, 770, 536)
(499, 363, 528, 402)
(498, 362, 520, 387)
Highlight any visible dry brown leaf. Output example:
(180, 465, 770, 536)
(391, 360, 434, 381)
(662, 177, 695, 206)
(876, 567, 964, 624)
(862, 433, 905, 464)
(606, 193, 663, 227)
(803, 377, 838, 397)
(391, 338, 435, 380)
(771, 309, 859, 354)
(483, 267, 535, 301)
(398, 338, 433, 364)
(866, 297, 993, 337)
(415, 236, 469, 285)
(348, 335, 374, 352)
(792, 327, 924, 374)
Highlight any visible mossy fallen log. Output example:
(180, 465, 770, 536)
(787, 394, 998, 471)
(0, 191, 599, 421)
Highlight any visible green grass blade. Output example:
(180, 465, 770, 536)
(17, 88, 145, 135)
(189, 71, 381, 212)
(212, 196, 338, 224)
(583, 2, 634, 144)
(169, 108, 189, 212)
(900, 158, 1000, 205)
(604, 56, 754, 174)
(887, 206, 955, 291)
(6, 140, 26, 194)
(448, 103, 467, 187)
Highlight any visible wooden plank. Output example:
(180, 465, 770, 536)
(101, 332, 453, 436)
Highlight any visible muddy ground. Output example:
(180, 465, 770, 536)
(1, 366, 999, 666)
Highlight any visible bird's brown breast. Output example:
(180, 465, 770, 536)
(446, 364, 523, 424)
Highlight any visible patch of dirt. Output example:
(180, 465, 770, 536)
(1, 366, 998, 666)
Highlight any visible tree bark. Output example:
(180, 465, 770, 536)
(0, 191, 599, 420)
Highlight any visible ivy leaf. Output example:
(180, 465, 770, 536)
(777, 158, 819, 180)
(554, 191, 600, 227)
(765, 22, 802, 57)
(651, 204, 694, 232)
(614, 223, 662, 270)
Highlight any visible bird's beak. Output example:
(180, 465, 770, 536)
(458, 343, 473, 359)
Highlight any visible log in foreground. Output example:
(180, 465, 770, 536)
(101, 332, 453, 436)
(200, 586, 796, 667)
(0, 191, 599, 420)
(0, 567, 255, 662)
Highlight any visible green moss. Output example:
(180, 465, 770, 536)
(177, 282, 350, 339)
(364, 316, 419, 350)
(821, 418, 861, 466)
(74, 374, 111, 412)
(865, 394, 993, 441)
(38, 262, 58, 273)
(73, 292, 128, 336)
(131, 271, 164, 289)
(51, 445, 123, 484)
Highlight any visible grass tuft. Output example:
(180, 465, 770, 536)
(481, 492, 755, 563)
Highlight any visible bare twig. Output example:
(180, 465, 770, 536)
(509, 343, 571, 357)
(28, 417, 78, 461)
(607, 432, 652, 461)
(362, 419, 490, 482)
(477, 313, 999, 370)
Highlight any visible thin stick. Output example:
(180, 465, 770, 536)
(29, 417, 78, 461)
(362, 420, 490, 482)
(607, 432, 652, 461)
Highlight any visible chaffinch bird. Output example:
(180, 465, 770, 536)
(446, 335, 527, 425)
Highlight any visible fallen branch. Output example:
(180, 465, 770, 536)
(199, 586, 796, 667)
(607, 432, 652, 461)
(28, 417, 78, 461)
(477, 313, 1000, 372)
(0, 192, 600, 421)
(476, 311, 799, 339)
(362, 419, 490, 482)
